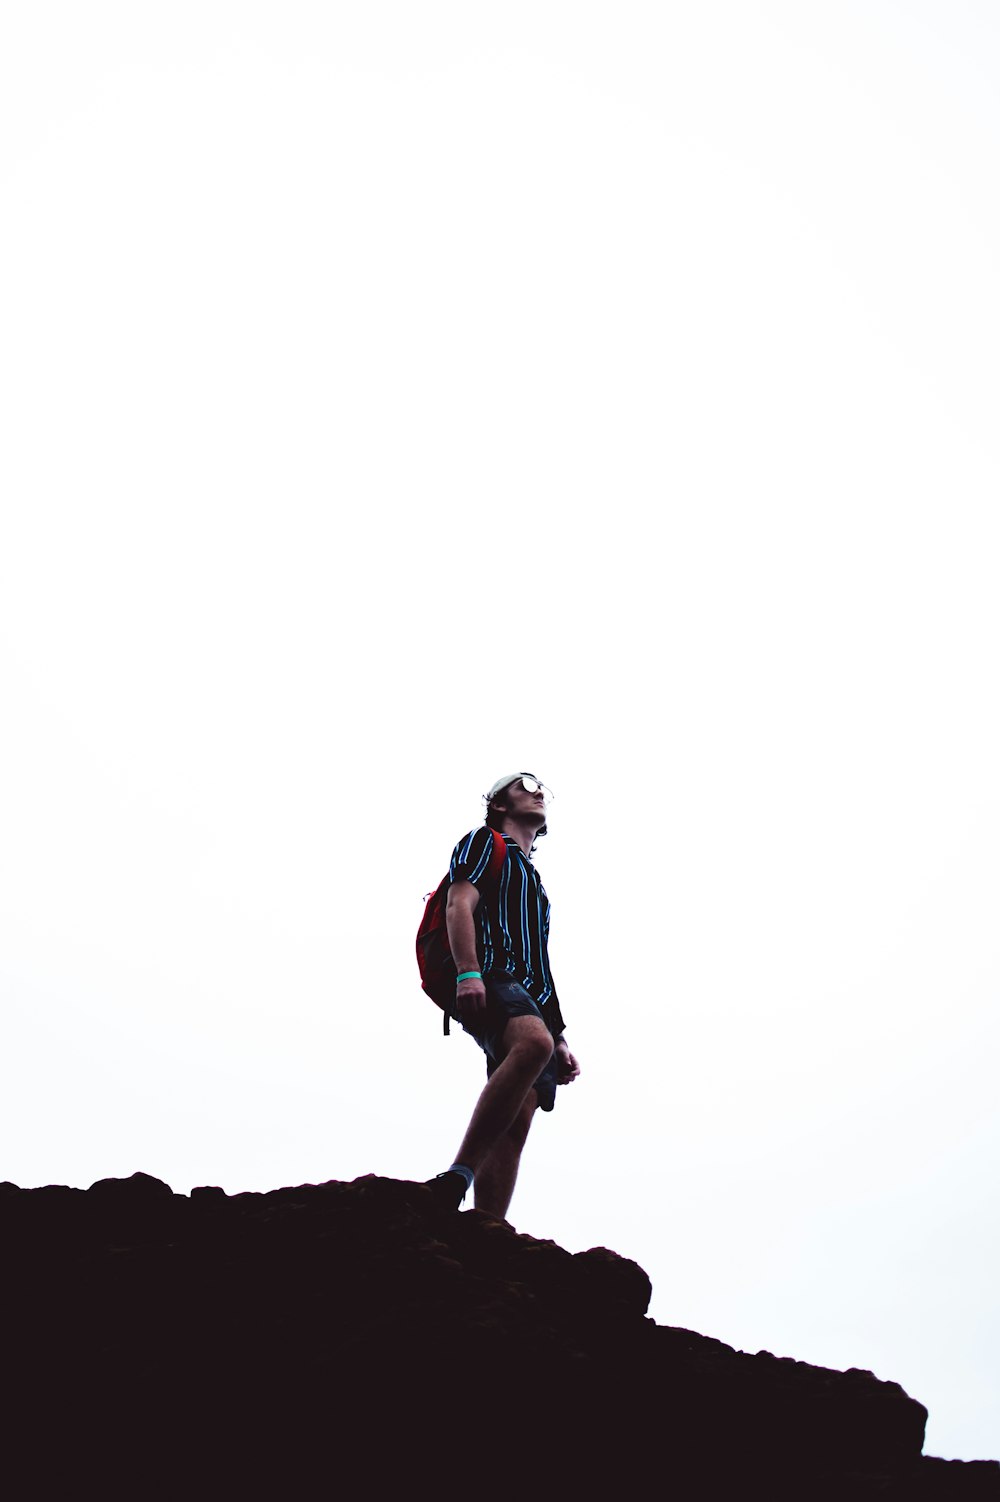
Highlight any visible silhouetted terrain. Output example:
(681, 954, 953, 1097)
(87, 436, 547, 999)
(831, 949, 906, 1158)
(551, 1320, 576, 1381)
(2, 1172, 996, 1499)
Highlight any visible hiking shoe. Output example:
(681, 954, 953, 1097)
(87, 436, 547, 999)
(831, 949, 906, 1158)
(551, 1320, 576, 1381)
(425, 1170, 469, 1212)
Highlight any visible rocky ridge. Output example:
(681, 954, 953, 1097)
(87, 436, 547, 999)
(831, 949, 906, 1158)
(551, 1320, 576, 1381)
(1, 1171, 996, 1499)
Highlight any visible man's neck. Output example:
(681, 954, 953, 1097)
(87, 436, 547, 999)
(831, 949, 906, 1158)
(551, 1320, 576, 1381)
(500, 816, 543, 858)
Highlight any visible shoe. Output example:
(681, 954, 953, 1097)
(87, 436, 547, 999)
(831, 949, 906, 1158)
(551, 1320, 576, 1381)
(425, 1170, 469, 1212)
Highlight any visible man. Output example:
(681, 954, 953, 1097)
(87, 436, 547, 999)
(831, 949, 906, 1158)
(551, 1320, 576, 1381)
(428, 772, 580, 1219)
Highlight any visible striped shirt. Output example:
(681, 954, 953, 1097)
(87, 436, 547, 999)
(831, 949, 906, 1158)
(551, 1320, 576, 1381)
(448, 827, 565, 1037)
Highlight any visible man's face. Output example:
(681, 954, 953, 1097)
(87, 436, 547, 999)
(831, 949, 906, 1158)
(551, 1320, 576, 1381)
(498, 776, 547, 823)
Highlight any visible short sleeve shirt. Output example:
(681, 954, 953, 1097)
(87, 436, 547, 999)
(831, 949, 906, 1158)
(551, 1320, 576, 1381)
(449, 827, 565, 1037)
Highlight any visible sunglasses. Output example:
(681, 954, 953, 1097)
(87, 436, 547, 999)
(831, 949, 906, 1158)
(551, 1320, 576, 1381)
(518, 776, 554, 802)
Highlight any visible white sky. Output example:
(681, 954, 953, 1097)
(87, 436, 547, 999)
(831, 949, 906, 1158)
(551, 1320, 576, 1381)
(2, 0, 998, 1464)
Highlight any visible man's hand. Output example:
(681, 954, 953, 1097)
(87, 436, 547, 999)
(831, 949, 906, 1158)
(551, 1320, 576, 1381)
(454, 975, 487, 1020)
(554, 1040, 580, 1085)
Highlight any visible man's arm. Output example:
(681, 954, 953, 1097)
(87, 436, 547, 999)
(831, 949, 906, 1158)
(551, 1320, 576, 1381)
(446, 880, 486, 1020)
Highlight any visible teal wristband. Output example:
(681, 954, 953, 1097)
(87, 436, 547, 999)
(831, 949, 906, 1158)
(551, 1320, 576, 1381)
(456, 971, 482, 984)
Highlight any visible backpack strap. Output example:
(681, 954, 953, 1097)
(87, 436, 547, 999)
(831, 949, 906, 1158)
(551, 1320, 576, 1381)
(486, 828, 507, 884)
(444, 829, 508, 1036)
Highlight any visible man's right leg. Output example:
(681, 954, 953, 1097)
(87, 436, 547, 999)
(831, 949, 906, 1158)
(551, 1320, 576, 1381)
(452, 1014, 552, 1180)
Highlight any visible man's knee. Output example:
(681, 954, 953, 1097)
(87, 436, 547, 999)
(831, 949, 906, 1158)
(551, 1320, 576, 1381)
(502, 1017, 553, 1073)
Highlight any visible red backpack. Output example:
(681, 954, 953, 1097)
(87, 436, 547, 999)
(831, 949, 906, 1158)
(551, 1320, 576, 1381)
(416, 830, 507, 1033)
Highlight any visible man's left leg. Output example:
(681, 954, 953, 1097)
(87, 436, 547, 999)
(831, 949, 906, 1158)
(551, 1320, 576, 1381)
(473, 1089, 538, 1219)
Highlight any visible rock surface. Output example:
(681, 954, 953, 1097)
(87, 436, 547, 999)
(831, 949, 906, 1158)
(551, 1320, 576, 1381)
(1, 1172, 996, 1498)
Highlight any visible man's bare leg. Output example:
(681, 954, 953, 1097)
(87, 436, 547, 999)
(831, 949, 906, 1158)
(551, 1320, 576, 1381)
(474, 1090, 537, 1219)
(452, 1015, 552, 1178)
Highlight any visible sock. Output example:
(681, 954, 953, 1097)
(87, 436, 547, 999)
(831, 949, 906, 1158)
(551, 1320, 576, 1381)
(447, 1163, 474, 1191)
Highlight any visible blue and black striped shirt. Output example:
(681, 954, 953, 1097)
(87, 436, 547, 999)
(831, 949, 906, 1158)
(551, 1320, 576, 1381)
(449, 827, 565, 1037)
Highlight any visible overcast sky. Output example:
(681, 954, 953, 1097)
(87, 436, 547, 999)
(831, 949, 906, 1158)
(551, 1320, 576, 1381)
(2, 0, 998, 1464)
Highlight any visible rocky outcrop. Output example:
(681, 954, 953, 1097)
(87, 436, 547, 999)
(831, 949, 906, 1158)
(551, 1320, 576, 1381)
(1, 1172, 996, 1499)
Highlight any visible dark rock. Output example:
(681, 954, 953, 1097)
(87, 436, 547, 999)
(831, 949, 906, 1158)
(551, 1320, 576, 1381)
(189, 1185, 228, 1202)
(0, 1171, 994, 1501)
(84, 1171, 176, 1249)
(571, 1243, 653, 1315)
(87, 1171, 173, 1198)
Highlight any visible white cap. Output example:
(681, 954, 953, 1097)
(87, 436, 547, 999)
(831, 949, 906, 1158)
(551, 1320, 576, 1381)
(486, 772, 531, 801)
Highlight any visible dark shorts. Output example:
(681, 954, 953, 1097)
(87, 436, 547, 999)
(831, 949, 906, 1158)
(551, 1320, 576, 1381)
(458, 975, 558, 1113)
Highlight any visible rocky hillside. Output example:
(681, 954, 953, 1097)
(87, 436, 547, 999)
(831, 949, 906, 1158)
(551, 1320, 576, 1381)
(2, 1172, 996, 1499)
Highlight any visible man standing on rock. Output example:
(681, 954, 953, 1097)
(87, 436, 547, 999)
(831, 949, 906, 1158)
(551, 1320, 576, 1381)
(428, 772, 580, 1218)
